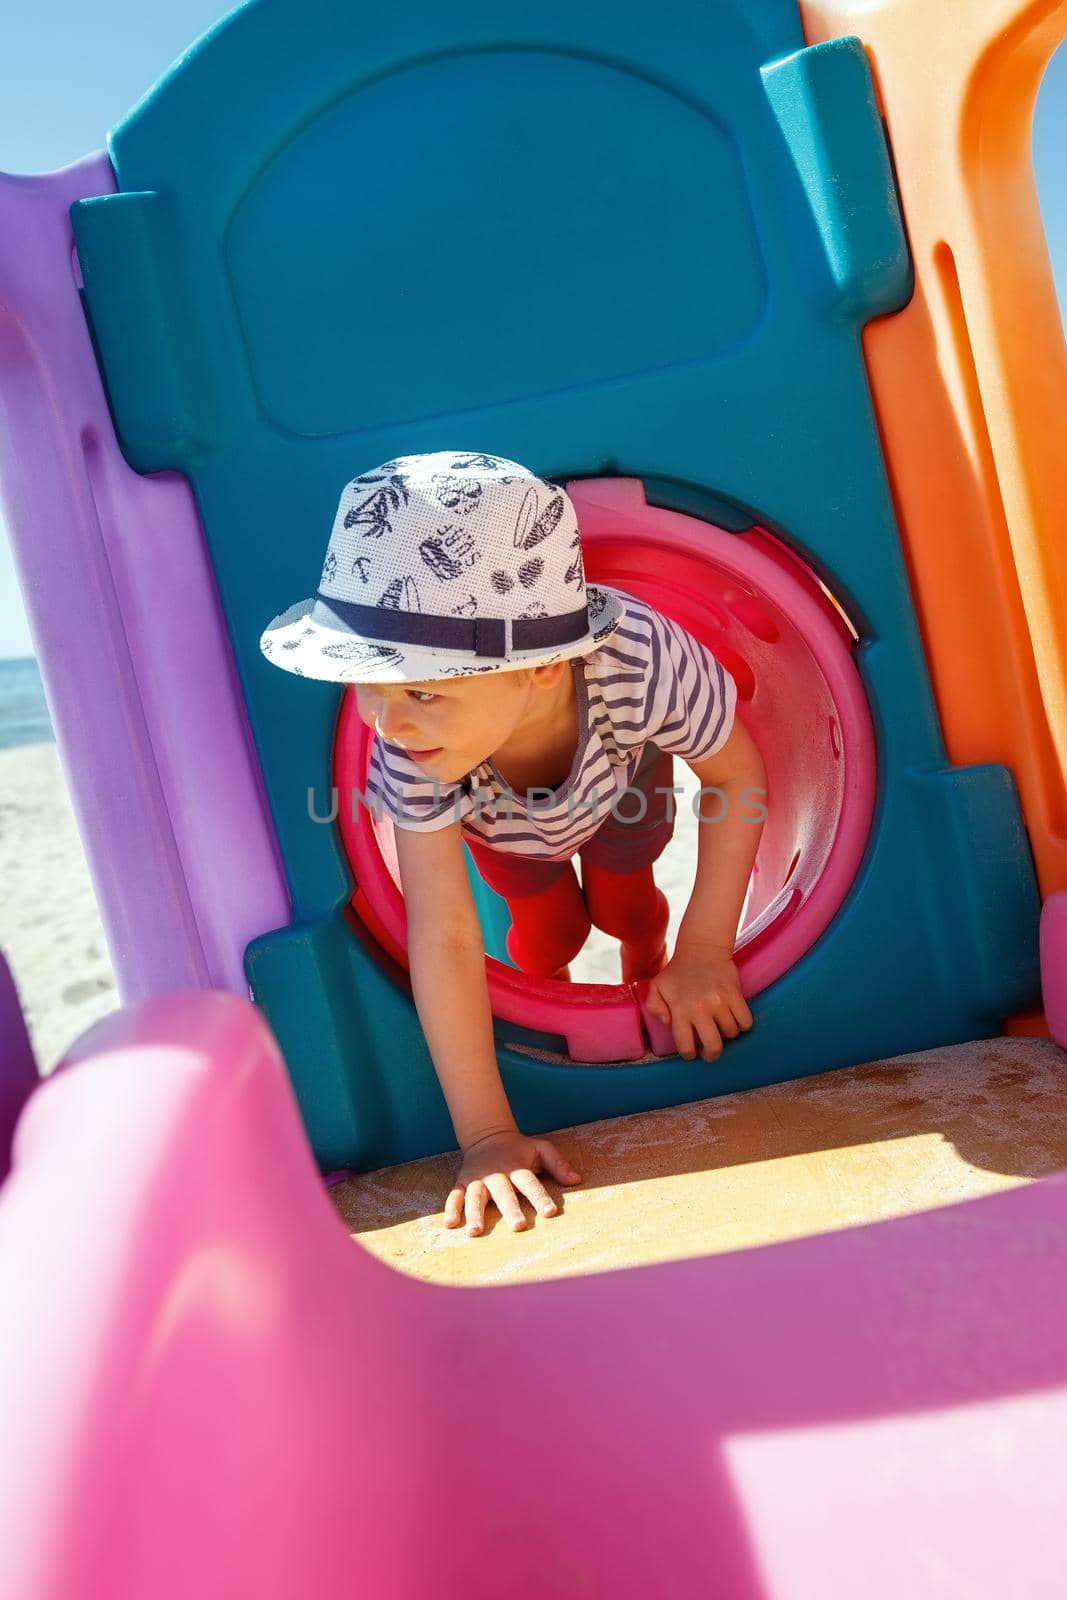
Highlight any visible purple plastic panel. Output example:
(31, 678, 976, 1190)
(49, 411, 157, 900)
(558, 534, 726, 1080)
(0, 156, 290, 1002)
(1040, 891, 1067, 1048)
(0, 952, 37, 1186)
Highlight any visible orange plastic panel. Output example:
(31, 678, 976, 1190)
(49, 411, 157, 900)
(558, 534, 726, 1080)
(800, 0, 1067, 899)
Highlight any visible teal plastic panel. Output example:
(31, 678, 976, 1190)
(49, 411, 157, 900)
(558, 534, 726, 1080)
(71, 1, 1040, 1169)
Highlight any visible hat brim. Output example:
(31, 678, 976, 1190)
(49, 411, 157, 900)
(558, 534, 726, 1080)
(259, 584, 629, 684)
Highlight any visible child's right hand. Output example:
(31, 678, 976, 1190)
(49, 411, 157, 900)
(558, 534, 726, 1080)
(445, 1130, 582, 1236)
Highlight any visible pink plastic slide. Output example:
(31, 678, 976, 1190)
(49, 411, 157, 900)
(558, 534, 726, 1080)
(3, 984, 1067, 1598)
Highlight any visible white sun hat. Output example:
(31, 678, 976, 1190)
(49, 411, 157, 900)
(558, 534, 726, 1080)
(259, 450, 626, 683)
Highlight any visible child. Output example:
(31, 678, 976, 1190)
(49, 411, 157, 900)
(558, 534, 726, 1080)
(261, 451, 766, 1238)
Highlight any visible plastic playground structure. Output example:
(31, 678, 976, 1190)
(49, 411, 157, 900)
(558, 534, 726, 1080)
(3, 0, 1067, 1593)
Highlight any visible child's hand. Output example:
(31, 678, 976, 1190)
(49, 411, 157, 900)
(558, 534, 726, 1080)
(445, 1130, 582, 1237)
(643, 945, 753, 1062)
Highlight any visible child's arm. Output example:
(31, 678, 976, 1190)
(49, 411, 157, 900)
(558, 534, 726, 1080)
(675, 715, 767, 958)
(394, 821, 582, 1235)
(644, 717, 767, 1061)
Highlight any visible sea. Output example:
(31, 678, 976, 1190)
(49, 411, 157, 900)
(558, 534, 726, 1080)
(0, 656, 54, 751)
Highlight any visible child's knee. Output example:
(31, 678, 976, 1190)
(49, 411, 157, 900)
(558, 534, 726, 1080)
(584, 870, 665, 943)
(505, 905, 591, 975)
(504, 872, 591, 976)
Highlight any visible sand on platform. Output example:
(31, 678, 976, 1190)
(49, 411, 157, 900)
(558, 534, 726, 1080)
(0, 742, 118, 1074)
(329, 1035, 1067, 1286)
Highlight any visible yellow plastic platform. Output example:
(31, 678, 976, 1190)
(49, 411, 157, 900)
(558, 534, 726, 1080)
(331, 1035, 1067, 1285)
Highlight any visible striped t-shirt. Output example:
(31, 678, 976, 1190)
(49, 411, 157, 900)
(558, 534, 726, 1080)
(364, 588, 737, 860)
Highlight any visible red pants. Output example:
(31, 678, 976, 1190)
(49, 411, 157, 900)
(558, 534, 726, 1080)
(472, 856, 671, 982)
(463, 743, 674, 982)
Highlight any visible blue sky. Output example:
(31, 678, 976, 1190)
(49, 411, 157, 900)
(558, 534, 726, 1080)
(2, 7, 1067, 659)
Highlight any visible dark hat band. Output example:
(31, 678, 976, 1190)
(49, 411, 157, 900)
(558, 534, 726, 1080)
(314, 593, 591, 658)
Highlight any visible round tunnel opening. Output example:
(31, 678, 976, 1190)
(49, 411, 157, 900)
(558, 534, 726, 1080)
(335, 476, 876, 1065)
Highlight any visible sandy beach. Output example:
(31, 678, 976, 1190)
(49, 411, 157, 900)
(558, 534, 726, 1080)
(0, 738, 705, 1068)
(0, 742, 118, 1074)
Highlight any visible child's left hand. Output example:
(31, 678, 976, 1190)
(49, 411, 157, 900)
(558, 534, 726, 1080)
(643, 944, 753, 1062)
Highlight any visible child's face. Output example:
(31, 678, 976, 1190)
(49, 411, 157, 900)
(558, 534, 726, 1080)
(353, 661, 569, 782)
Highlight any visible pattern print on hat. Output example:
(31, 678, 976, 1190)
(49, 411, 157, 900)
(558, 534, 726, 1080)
(513, 489, 564, 551)
(588, 589, 617, 639)
(433, 474, 483, 513)
(344, 473, 410, 538)
(260, 598, 319, 660)
(379, 575, 421, 611)
(449, 452, 510, 470)
(564, 530, 585, 588)
(419, 523, 480, 581)
(439, 662, 520, 675)
(320, 639, 404, 670)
